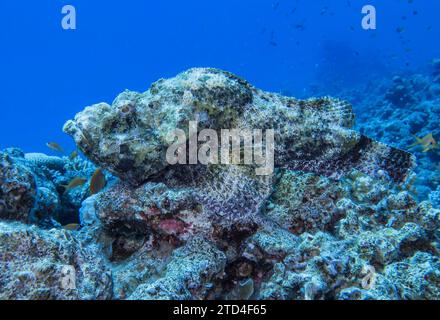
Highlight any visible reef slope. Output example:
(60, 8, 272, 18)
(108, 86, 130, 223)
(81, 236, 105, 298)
(1, 68, 438, 300)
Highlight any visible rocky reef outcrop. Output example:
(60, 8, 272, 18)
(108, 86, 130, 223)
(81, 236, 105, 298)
(0, 221, 112, 299)
(0, 152, 36, 223)
(0, 147, 115, 228)
(128, 237, 226, 300)
(1, 68, 438, 300)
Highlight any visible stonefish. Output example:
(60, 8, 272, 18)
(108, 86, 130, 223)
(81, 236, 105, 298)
(64, 68, 414, 228)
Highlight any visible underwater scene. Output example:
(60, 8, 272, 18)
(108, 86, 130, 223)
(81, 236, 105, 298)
(0, 1, 439, 301)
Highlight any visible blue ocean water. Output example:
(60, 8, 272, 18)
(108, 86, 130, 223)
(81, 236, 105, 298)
(0, 0, 439, 153)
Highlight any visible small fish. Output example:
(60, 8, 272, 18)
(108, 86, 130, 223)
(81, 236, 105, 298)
(69, 150, 79, 160)
(63, 223, 81, 231)
(396, 26, 405, 33)
(62, 177, 87, 193)
(409, 133, 439, 152)
(269, 31, 277, 47)
(294, 22, 305, 31)
(46, 142, 64, 153)
(272, 2, 280, 10)
(90, 168, 107, 195)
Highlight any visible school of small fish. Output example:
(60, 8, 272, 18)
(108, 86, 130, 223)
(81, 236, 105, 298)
(47, 142, 108, 196)
(264, 0, 428, 65)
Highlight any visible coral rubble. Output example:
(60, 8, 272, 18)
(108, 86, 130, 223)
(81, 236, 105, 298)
(0, 221, 112, 300)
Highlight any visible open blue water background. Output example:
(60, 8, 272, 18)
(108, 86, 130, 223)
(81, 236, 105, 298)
(0, 0, 439, 153)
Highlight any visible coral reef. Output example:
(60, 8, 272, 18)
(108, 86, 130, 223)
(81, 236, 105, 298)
(128, 237, 226, 300)
(322, 59, 440, 203)
(0, 152, 36, 223)
(0, 221, 112, 300)
(0, 68, 439, 300)
(0, 148, 114, 227)
(264, 171, 345, 234)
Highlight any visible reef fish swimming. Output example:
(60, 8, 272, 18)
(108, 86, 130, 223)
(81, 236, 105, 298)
(46, 142, 64, 153)
(63, 223, 81, 231)
(69, 150, 79, 160)
(409, 133, 438, 152)
(62, 177, 87, 193)
(90, 168, 107, 195)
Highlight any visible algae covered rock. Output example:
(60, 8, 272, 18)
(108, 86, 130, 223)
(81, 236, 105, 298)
(339, 252, 440, 300)
(128, 237, 226, 300)
(94, 180, 200, 238)
(0, 221, 113, 300)
(383, 252, 440, 300)
(0, 152, 37, 223)
(0, 148, 106, 227)
(265, 171, 345, 234)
